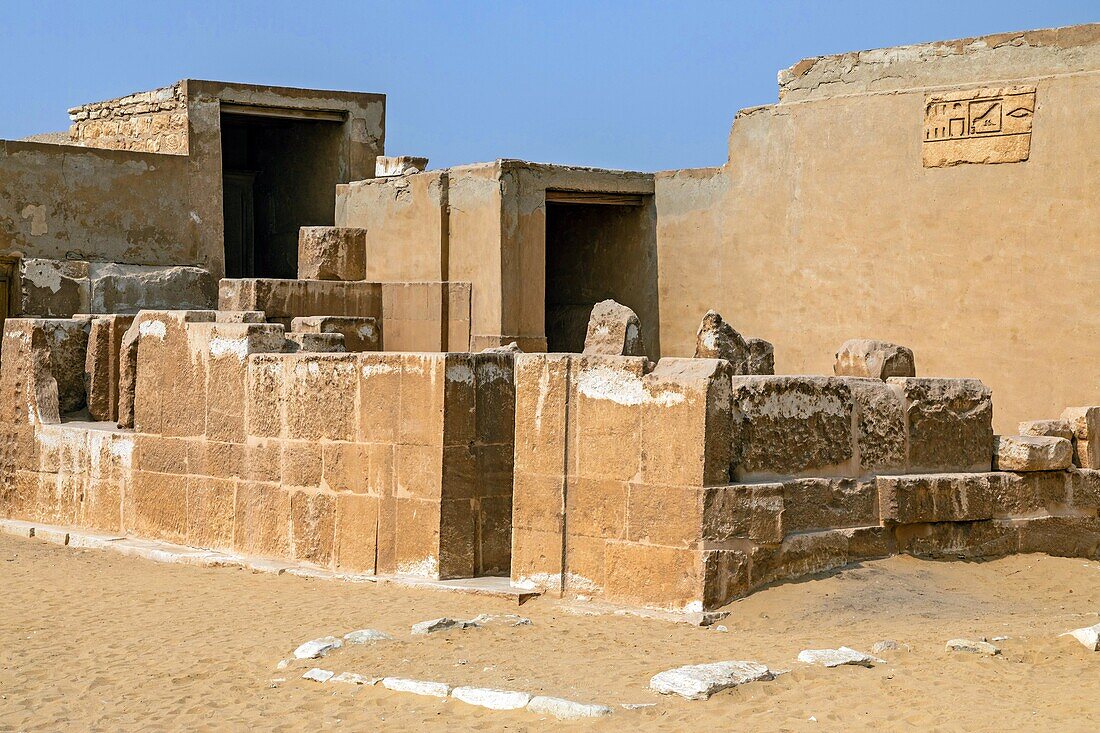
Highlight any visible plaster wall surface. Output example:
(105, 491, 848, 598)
(655, 25, 1100, 432)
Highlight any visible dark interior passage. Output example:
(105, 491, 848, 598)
(221, 113, 344, 278)
(544, 196, 660, 355)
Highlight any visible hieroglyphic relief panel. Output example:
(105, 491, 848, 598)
(922, 86, 1036, 167)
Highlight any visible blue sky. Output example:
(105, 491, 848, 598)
(1, 1, 1095, 171)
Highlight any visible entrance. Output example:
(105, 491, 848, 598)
(220, 111, 344, 278)
(543, 191, 660, 355)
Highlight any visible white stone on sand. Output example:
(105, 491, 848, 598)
(381, 677, 452, 698)
(797, 647, 883, 667)
(527, 695, 613, 719)
(649, 660, 773, 700)
(293, 636, 343, 659)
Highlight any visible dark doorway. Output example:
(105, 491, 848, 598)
(544, 193, 660, 356)
(220, 112, 344, 278)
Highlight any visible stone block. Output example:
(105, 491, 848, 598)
(289, 490, 336, 566)
(397, 354, 446, 446)
(284, 355, 358, 441)
(357, 353, 402, 444)
(87, 263, 217, 313)
(582, 300, 646, 357)
(834, 339, 915, 380)
(84, 315, 134, 422)
(1013, 516, 1100, 558)
(41, 318, 91, 415)
(219, 279, 382, 325)
(291, 316, 379, 352)
(566, 478, 628, 540)
(702, 483, 784, 544)
(992, 435, 1072, 471)
(375, 155, 428, 176)
(283, 332, 345, 352)
(701, 549, 750, 608)
(511, 527, 563, 591)
(894, 520, 1017, 559)
(626, 484, 703, 548)
(604, 541, 701, 610)
(513, 354, 570, 477)
(750, 529, 850, 588)
(745, 338, 774, 375)
(233, 481, 290, 557)
(19, 259, 88, 316)
(474, 353, 516, 445)
(512, 471, 564, 532)
(334, 492, 378, 574)
(297, 227, 367, 281)
(186, 476, 235, 550)
(1070, 470, 1100, 511)
(478, 495, 512, 576)
(878, 473, 993, 524)
(694, 310, 748, 373)
(438, 498, 477, 578)
(732, 376, 854, 480)
(887, 378, 993, 473)
(1018, 419, 1073, 440)
(782, 477, 878, 532)
(127, 470, 187, 542)
(392, 498, 441, 577)
(282, 440, 323, 488)
(1060, 407, 1100, 468)
(846, 377, 906, 474)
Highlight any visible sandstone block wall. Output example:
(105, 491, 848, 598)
(67, 83, 188, 154)
(0, 314, 515, 579)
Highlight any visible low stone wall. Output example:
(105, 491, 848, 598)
(511, 353, 1100, 611)
(67, 83, 188, 154)
(0, 313, 515, 579)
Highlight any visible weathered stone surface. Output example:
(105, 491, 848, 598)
(20, 259, 88, 317)
(451, 687, 532, 710)
(992, 435, 1072, 472)
(946, 639, 1000, 655)
(411, 617, 460, 635)
(41, 318, 91, 414)
(291, 315, 379, 352)
(84, 315, 135, 422)
(381, 677, 452, 697)
(732, 376, 854, 480)
(846, 378, 906, 473)
(1060, 407, 1100, 469)
(1062, 623, 1100, 651)
(1018, 419, 1073, 441)
(895, 520, 1017, 559)
(872, 640, 901, 654)
(782, 478, 877, 533)
(887, 378, 993, 473)
(375, 155, 428, 176)
(527, 696, 613, 720)
(342, 629, 393, 644)
(694, 311, 748, 372)
(797, 647, 882, 667)
(834, 339, 915, 380)
(649, 661, 773, 700)
(293, 636, 343, 659)
(583, 300, 646, 357)
(745, 338, 774, 375)
(283, 332, 346, 353)
(297, 227, 367, 281)
(331, 672, 375, 685)
(302, 668, 335, 683)
(87, 263, 217, 313)
(878, 473, 993, 524)
(482, 341, 522, 354)
(1013, 515, 1100, 558)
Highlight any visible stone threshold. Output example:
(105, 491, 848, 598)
(0, 519, 539, 604)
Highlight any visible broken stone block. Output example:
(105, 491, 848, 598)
(847, 377, 906, 473)
(1060, 406, 1100, 468)
(732, 376, 854, 480)
(84, 315, 135, 422)
(887, 378, 993, 473)
(694, 310, 748, 372)
(331, 672, 375, 685)
(1062, 623, 1100, 651)
(342, 629, 393, 644)
(992, 435, 1072, 471)
(583, 300, 646, 357)
(945, 639, 1000, 655)
(878, 473, 993, 524)
(375, 155, 429, 176)
(87, 263, 217, 313)
(1018, 419, 1073, 441)
(216, 310, 266, 323)
(745, 338, 774, 375)
(297, 227, 367, 281)
(283, 332, 345, 353)
(871, 640, 901, 654)
(451, 687, 532, 711)
(482, 341, 522, 354)
(293, 635, 343, 660)
(526, 696, 613, 720)
(834, 339, 915, 380)
(381, 677, 452, 698)
(411, 617, 460, 635)
(797, 647, 883, 667)
(290, 315, 379, 352)
(19, 259, 89, 317)
(649, 661, 773, 700)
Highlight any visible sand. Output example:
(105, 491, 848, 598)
(1, 533, 1099, 731)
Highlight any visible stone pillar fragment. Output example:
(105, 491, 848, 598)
(745, 338, 774, 375)
(84, 314, 135, 422)
(694, 310, 747, 372)
(834, 339, 915, 380)
(582, 300, 646, 357)
(1060, 406, 1100, 469)
(297, 227, 367, 281)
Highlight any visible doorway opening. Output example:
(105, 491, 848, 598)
(543, 191, 660, 355)
(220, 110, 344, 278)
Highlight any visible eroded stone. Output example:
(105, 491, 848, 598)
(293, 636, 343, 659)
(834, 339, 915, 380)
(649, 660, 773, 700)
(992, 435, 1072, 472)
(583, 300, 646, 357)
(797, 647, 882, 667)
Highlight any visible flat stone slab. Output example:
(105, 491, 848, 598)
(993, 435, 1072, 472)
(527, 696, 613, 720)
(331, 672, 376, 685)
(945, 638, 1000, 655)
(649, 661, 773, 700)
(797, 647, 883, 668)
(411, 617, 463, 635)
(1061, 623, 1100, 651)
(381, 677, 452, 698)
(293, 636, 343, 660)
(302, 668, 334, 683)
(451, 686, 532, 710)
(343, 629, 393, 644)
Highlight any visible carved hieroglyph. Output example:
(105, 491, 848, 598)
(923, 86, 1036, 167)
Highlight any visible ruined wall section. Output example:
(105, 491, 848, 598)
(67, 84, 188, 154)
(655, 24, 1100, 433)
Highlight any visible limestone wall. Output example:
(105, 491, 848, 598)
(654, 24, 1100, 433)
(67, 83, 188, 154)
(0, 314, 515, 579)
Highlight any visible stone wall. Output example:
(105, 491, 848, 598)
(68, 84, 188, 154)
(0, 313, 515, 579)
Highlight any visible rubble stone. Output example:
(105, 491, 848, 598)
(1060, 407, 1100, 468)
(375, 155, 429, 176)
(297, 227, 367, 281)
(342, 629, 393, 644)
(992, 435, 1072, 471)
(583, 300, 646, 357)
(302, 668, 334, 683)
(411, 617, 460, 635)
(649, 661, 773, 700)
(331, 672, 375, 685)
(293, 636, 343, 659)
(834, 339, 915, 380)
(1018, 419, 1073, 441)
(291, 316, 379, 352)
(945, 639, 1000, 655)
(1062, 623, 1100, 651)
(745, 338, 775, 375)
(797, 647, 882, 667)
(694, 310, 748, 372)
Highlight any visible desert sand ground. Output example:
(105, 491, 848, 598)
(1, 533, 1099, 732)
